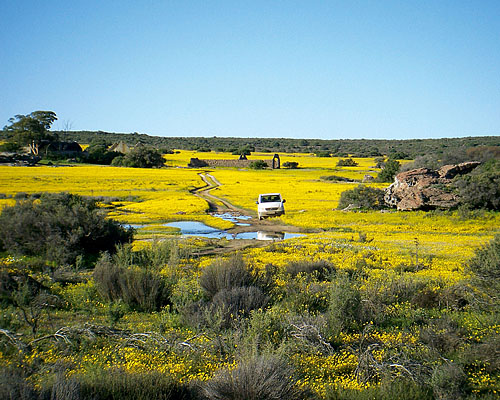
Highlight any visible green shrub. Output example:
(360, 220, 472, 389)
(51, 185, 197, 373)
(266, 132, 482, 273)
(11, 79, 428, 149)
(454, 160, 500, 211)
(376, 159, 400, 182)
(468, 234, 500, 304)
(48, 368, 193, 400)
(430, 362, 468, 400)
(200, 355, 312, 400)
(320, 175, 355, 182)
(112, 146, 165, 168)
(0, 193, 132, 265)
(336, 158, 358, 167)
(327, 273, 362, 335)
(249, 160, 268, 169)
(199, 254, 255, 299)
(286, 260, 335, 280)
(324, 378, 433, 400)
(210, 286, 269, 328)
(93, 251, 172, 312)
(337, 185, 386, 210)
(282, 161, 299, 169)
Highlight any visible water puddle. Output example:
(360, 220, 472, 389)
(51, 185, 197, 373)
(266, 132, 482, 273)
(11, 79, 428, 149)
(212, 212, 252, 226)
(164, 221, 302, 241)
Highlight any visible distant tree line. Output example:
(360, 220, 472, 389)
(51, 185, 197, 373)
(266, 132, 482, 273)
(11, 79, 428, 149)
(25, 129, 499, 159)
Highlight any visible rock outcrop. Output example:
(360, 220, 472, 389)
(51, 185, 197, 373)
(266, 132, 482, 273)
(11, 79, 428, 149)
(384, 162, 480, 211)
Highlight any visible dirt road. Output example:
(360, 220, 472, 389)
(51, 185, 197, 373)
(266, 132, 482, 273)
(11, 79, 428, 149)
(192, 172, 303, 235)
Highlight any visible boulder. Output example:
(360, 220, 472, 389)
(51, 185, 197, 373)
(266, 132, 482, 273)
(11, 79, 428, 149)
(384, 162, 480, 211)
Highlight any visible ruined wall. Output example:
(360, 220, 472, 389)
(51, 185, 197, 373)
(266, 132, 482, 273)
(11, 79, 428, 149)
(201, 159, 273, 168)
(188, 158, 275, 168)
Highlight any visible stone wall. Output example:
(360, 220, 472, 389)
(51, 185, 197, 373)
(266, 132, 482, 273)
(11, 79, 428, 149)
(202, 159, 273, 168)
(189, 158, 275, 168)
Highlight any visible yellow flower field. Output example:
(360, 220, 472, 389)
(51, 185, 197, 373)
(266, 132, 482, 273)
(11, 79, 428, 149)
(1, 152, 499, 397)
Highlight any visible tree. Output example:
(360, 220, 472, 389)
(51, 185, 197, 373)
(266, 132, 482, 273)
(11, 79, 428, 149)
(376, 159, 400, 182)
(3, 111, 58, 155)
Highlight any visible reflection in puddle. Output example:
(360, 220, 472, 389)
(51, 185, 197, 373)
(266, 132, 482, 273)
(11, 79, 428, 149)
(164, 221, 302, 241)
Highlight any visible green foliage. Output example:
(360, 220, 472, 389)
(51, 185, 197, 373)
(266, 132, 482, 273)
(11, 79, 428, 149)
(0, 141, 21, 152)
(112, 146, 165, 168)
(282, 161, 299, 169)
(2, 111, 58, 148)
(320, 175, 355, 182)
(336, 158, 358, 167)
(454, 160, 500, 211)
(201, 355, 312, 400)
(325, 378, 433, 400)
(0, 193, 132, 265)
(286, 260, 335, 280)
(83, 143, 121, 164)
(376, 158, 400, 182)
(468, 234, 500, 304)
(93, 243, 178, 312)
(249, 160, 268, 169)
(231, 145, 254, 156)
(315, 151, 331, 157)
(199, 255, 255, 300)
(337, 185, 387, 210)
(327, 273, 362, 335)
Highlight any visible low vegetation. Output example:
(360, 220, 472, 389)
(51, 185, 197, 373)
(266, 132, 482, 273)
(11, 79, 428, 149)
(0, 134, 499, 398)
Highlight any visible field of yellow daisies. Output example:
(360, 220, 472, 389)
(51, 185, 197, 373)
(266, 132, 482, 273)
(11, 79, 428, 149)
(0, 151, 498, 399)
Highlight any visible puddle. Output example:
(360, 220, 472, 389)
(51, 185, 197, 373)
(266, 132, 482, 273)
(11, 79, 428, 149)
(212, 212, 252, 225)
(124, 224, 147, 229)
(164, 221, 303, 241)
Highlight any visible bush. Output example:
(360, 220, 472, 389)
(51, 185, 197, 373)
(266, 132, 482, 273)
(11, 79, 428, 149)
(325, 378, 433, 400)
(286, 260, 335, 280)
(430, 363, 468, 400)
(376, 159, 400, 182)
(327, 273, 362, 335)
(336, 158, 358, 167)
(454, 160, 500, 211)
(0, 142, 21, 152)
(199, 255, 255, 299)
(113, 146, 165, 168)
(201, 355, 312, 400)
(93, 250, 172, 312)
(47, 368, 194, 400)
(249, 160, 268, 169)
(337, 185, 386, 210)
(468, 234, 500, 303)
(282, 161, 299, 169)
(210, 286, 269, 327)
(0, 193, 132, 265)
(83, 144, 121, 165)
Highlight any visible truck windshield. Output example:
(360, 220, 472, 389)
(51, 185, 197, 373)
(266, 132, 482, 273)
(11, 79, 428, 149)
(261, 195, 281, 203)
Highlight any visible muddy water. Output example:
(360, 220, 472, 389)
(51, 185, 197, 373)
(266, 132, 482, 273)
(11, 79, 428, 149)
(164, 221, 303, 241)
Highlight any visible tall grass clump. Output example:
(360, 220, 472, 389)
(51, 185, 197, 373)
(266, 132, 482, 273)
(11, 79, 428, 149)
(200, 354, 313, 400)
(93, 242, 180, 311)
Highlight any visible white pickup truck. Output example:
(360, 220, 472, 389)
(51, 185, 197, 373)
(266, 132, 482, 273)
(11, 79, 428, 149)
(256, 193, 286, 220)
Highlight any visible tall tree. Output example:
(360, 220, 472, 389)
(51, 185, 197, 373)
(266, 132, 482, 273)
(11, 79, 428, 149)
(3, 111, 58, 154)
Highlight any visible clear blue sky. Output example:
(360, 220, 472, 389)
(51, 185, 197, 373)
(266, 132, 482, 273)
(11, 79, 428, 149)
(1, 1, 499, 139)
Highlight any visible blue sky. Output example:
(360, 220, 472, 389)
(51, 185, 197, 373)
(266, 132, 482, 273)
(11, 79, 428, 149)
(1, 1, 499, 139)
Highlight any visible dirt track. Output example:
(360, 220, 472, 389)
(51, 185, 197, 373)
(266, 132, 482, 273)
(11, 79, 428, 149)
(192, 172, 304, 236)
